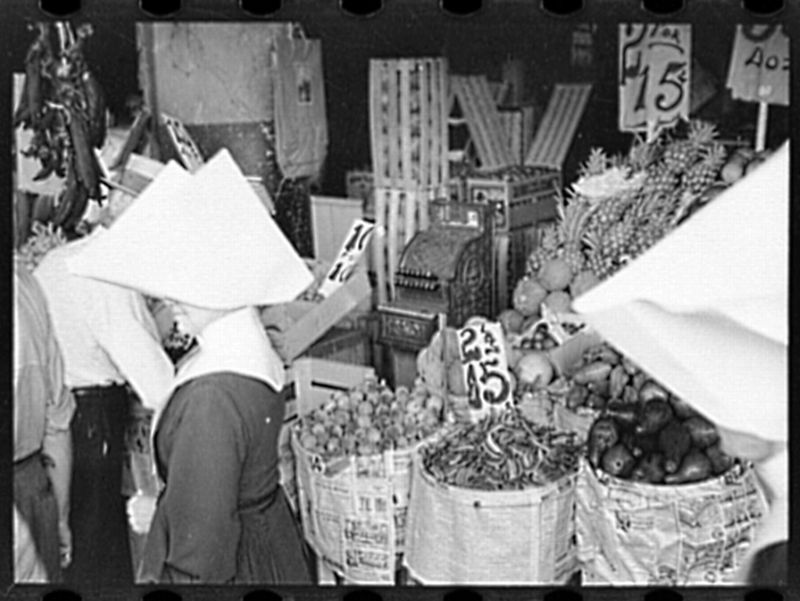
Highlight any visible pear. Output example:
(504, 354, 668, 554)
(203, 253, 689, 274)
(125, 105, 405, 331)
(664, 449, 713, 484)
(658, 420, 692, 474)
(631, 452, 666, 484)
(682, 414, 720, 449)
(600, 443, 636, 479)
(587, 416, 620, 468)
(636, 398, 674, 435)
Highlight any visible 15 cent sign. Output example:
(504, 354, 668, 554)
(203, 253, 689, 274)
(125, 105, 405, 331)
(619, 24, 692, 139)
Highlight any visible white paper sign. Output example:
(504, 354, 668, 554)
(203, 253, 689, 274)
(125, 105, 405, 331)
(457, 320, 514, 421)
(318, 219, 376, 298)
(619, 24, 692, 138)
(726, 25, 789, 106)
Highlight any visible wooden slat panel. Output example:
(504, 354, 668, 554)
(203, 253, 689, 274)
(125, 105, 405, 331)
(373, 187, 388, 305)
(386, 64, 400, 186)
(404, 189, 416, 246)
(472, 77, 513, 166)
(537, 86, 580, 165)
(419, 60, 431, 191)
(369, 61, 384, 185)
(387, 189, 401, 300)
(438, 59, 450, 187)
(525, 84, 592, 170)
(400, 61, 413, 189)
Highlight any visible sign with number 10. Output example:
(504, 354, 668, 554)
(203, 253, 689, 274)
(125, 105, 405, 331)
(618, 24, 692, 138)
(318, 219, 375, 298)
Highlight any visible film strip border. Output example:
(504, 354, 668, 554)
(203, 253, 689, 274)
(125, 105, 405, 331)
(3, 1, 794, 601)
(23, 584, 789, 601)
(29, 0, 787, 19)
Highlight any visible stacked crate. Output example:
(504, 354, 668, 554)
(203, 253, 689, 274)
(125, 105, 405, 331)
(369, 58, 450, 304)
(464, 166, 561, 313)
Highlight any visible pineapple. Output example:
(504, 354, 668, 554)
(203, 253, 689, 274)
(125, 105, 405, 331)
(661, 119, 718, 174)
(579, 147, 609, 178)
(556, 196, 597, 274)
(582, 229, 610, 279)
(642, 163, 680, 199)
(526, 223, 559, 276)
(683, 143, 726, 194)
(627, 134, 658, 172)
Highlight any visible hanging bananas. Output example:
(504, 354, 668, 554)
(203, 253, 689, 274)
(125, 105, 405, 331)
(14, 22, 107, 233)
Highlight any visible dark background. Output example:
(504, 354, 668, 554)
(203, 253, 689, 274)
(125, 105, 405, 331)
(2, 3, 790, 196)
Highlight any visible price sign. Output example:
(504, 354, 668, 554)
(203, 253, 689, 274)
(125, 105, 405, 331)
(457, 320, 513, 421)
(726, 25, 789, 106)
(619, 24, 692, 138)
(318, 219, 376, 298)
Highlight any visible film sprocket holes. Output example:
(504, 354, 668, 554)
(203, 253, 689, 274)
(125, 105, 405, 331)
(4, 0, 792, 597)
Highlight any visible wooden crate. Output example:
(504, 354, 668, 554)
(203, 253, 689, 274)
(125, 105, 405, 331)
(465, 167, 561, 233)
(304, 326, 372, 367)
(260, 269, 372, 363)
(369, 58, 450, 191)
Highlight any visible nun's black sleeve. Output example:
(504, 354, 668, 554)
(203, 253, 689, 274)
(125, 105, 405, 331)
(158, 381, 245, 583)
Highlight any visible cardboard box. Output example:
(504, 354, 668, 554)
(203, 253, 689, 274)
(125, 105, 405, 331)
(262, 268, 372, 363)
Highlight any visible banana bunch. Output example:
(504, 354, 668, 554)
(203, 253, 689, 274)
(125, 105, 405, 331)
(14, 22, 107, 233)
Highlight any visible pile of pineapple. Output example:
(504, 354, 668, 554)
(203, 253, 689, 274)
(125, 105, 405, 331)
(526, 119, 730, 284)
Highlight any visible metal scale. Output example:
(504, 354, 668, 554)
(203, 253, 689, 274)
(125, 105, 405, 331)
(378, 200, 493, 387)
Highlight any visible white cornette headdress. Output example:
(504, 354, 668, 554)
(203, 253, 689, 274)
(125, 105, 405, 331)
(68, 149, 313, 309)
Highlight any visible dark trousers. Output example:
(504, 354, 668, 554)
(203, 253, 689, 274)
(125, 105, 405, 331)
(14, 451, 61, 582)
(65, 385, 133, 587)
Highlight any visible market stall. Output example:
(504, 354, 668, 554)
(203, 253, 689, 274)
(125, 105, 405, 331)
(11, 14, 788, 589)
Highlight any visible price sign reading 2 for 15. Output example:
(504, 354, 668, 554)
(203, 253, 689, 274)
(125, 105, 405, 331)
(619, 24, 692, 138)
(457, 320, 513, 419)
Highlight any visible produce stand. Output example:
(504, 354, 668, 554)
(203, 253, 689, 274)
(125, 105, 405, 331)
(11, 14, 788, 589)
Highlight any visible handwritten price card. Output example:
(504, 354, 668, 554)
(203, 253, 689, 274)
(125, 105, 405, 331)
(619, 24, 692, 138)
(318, 219, 376, 298)
(458, 320, 513, 421)
(726, 25, 789, 106)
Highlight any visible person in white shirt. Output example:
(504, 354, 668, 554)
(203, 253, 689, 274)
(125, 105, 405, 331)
(33, 186, 175, 586)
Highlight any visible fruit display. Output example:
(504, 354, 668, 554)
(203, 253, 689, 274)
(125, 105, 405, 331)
(583, 392, 735, 486)
(293, 376, 445, 459)
(525, 119, 738, 285)
(420, 407, 583, 490)
(17, 221, 67, 272)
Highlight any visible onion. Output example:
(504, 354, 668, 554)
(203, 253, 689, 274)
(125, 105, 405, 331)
(514, 351, 554, 387)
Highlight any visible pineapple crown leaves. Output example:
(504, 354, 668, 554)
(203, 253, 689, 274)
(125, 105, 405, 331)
(687, 119, 719, 147)
(579, 147, 609, 178)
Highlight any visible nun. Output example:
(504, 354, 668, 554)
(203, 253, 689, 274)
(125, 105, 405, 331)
(67, 150, 315, 584)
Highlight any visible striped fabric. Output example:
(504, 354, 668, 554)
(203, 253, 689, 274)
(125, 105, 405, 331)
(525, 84, 593, 171)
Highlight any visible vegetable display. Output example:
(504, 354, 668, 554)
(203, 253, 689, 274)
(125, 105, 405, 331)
(294, 377, 445, 459)
(420, 408, 583, 490)
(14, 22, 107, 233)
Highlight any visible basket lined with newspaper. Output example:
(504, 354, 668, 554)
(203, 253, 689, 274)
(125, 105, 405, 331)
(404, 407, 582, 584)
(291, 374, 445, 584)
(576, 458, 768, 585)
